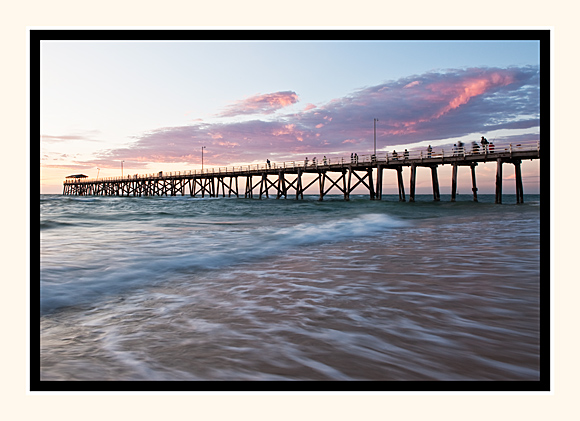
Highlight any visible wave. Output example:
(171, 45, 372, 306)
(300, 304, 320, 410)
(40, 220, 74, 230)
(39, 213, 406, 315)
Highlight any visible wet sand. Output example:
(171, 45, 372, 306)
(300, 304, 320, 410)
(41, 215, 540, 381)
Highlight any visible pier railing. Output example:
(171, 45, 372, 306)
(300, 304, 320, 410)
(65, 139, 540, 184)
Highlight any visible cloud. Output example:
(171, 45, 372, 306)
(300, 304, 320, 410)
(42, 163, 96, 171)
(79, 66, 539, 168)
(42, 134, 101, 143)
(218, 91, 299, 117)
(404, 81, 421, 88)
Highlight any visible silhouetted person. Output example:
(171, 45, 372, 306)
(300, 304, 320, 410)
(481, 136, 489, 153)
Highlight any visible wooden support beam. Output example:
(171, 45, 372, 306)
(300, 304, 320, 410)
(349, 168, 373, 195)
(409, 164, 417, 202)
(397, 167, 406, 202)
(495, 158, 503, 204)
(296, 169, 303, 200)
(342, 169, 349, 201)
(277, 171, 287, 199)
(259, 173, 269, 199)
(245, 175, 253, 198)
(301, 173, 320, 196)
(283, 174, 300, 197)
(470, 163, 478, 202)
(259, 174, 264, 199)
(318, 171, 325, 201)
(376, 165, 383, 200)
(451, 163, 458, 202)
(431, 166, 440, 201)
(368, 168, 375, 200)
(323, 171, 346, 197)
(514, 159, 524, 204)
(346, 167, 352, 201)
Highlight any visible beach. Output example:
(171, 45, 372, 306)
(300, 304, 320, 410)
(40, 194, 541, 381)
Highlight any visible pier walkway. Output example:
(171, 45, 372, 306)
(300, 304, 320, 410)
(63, 140, 540, 204)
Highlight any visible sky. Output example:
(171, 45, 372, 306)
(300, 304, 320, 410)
(40, 38, 541, 194)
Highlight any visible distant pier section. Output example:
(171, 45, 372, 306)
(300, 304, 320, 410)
(63, 140, 540, 204)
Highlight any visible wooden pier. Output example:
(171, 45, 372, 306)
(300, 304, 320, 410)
(63, 141, 540, 204)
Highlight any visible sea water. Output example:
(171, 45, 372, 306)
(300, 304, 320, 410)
(39, 194, 541, 381)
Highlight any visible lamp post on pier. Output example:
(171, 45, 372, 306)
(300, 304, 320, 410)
(373, 118, 379, 159)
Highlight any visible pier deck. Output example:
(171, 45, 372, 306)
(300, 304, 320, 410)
(63, 141, 540, 204)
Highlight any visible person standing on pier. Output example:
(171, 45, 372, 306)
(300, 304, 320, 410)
(472, 141, 480, 154)
(404, 149, 409, 160)
(305, 157, 309, 167)
(267, 159, 271, 169)
(481, 136, 489, 153)
(427, 145, 432, 158)
(392, 150, 398, 161)
(351, 153, 354, 163)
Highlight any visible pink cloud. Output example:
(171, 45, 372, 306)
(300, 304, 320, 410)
(79, 66, 538, 169)
(218, 91, 299, 117)
(426, 71, 515, 120)
(404, 81, 421, 88)
(41, 132, 102, 143)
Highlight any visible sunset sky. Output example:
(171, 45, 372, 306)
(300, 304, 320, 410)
(40, 37, 541, 194)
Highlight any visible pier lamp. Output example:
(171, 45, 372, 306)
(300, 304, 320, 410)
(373, 118, 379, 157)
(202, 146, 206, 171)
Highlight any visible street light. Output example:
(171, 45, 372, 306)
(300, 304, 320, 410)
(373, 118, 379, 158)
(201, 146, 206, 171)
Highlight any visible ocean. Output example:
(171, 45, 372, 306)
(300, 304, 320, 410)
(39, 193, 542, 384)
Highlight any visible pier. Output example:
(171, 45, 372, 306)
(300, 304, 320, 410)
(63, 141, 540, 204)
